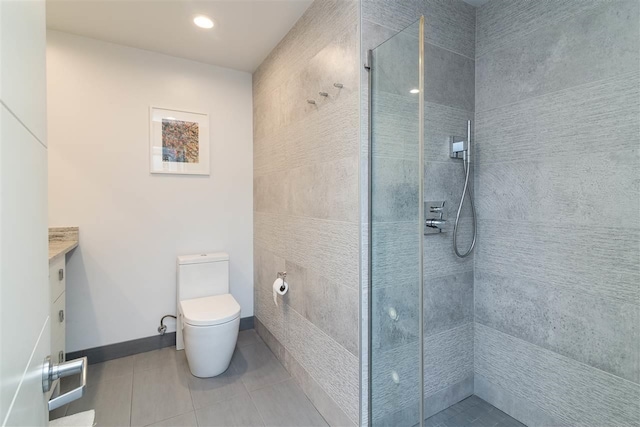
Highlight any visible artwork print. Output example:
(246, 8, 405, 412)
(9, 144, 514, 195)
(162, 119, 199, 163)
(150, 107, 210, 175)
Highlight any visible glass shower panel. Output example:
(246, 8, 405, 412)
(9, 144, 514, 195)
(369, 17, 424, 427)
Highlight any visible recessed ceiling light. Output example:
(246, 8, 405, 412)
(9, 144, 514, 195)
(410, 88, 420, 94)
(193, 15, 214, 29)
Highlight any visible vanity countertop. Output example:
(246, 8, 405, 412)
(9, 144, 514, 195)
(49, 226, 79, 262)
(49, 240, 78, 262)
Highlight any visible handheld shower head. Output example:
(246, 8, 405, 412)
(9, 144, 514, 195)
(451, 120, 476, 258)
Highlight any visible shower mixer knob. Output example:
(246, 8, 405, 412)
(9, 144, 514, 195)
(425, 219, 447, 230)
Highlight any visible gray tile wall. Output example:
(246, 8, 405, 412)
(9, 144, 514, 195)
(252, 1, 360, 425)
(474, 0, 640, 425)
(361, 0, 476, 424)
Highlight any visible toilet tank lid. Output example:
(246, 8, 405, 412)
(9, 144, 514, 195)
(177, 252, 229, 265)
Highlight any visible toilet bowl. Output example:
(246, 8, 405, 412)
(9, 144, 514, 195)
(180, 293, 240, 377)
(175, 252, 240, 378)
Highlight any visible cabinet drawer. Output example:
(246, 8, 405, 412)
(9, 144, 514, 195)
(51, 291, 65, 363)
(49, 256, 65, 303)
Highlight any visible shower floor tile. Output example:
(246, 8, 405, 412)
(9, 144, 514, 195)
(424, 396, 526, 427)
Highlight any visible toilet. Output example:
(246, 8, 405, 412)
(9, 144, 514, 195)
(176, 252, 240, 378)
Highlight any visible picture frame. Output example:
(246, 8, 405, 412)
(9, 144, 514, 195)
(149, 106, 210, 175)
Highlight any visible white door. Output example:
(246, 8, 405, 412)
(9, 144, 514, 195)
(0, 0, 50, 426)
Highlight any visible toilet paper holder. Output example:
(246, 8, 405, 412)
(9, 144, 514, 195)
(276, 271, 287, 291)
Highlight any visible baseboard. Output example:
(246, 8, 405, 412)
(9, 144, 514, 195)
(66, 332, 177, 365)
(67, 316, 255, 364)
(240, 316, 254, 330)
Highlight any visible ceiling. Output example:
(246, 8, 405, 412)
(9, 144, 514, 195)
(46, 0, 313, 73)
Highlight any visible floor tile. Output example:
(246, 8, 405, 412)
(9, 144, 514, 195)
(130, 364, 192, 426)
(237, 329, 262, 348)
(195, 393, 264, 426)
(133, 347, 179, 372)
(231, 341, 291, 392)
(424, 417, 446, 427)
(56, 331, 331, 427)
(465, 395, 484, 407)
(427, 412, 450, 424)
(188, 364, 247, 410)
(474, 411, 504, 427)
(498, 420, 526, 427)
(147, 411, 198, 427)
(465, 404, 488, 421)
(425, 396, 524, 427)
(250, 379, 328, 427)
(89, 355, 134, 384)
(66, 374, 132, 427)
(469, 417, 494, 427)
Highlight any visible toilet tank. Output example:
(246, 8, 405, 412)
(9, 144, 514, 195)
(177, 253, 229, 302)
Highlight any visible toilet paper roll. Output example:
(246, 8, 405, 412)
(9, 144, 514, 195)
(272, 278, 288, 306)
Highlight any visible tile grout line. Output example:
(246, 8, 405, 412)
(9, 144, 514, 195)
(475, 70, 639, 115)
(185, 362, 196, 426)
(245, 378, 270, 427)
(129, 369, 134, 427)
(244, 374, 293, 394)
(280, 303, 359, 362)
(134, 350, 193, 427)
(130, 366, 136, 427)
(475, 323, 640, 387)
(375, 322, 473, 357)
(473, 264, 640, 309)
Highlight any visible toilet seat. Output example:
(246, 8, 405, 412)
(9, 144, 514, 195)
(180, 294, 240, 327)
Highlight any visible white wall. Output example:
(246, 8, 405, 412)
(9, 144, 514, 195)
(47, 30, 253, 352)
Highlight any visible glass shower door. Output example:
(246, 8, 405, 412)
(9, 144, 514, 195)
(369, 17, 424, 427)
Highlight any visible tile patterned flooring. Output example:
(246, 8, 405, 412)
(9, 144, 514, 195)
(51, 329, 526, 427)
(50, 330, 328, 427)
(425, 395, 526, 427)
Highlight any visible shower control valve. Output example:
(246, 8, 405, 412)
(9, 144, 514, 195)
(425, 201, 447, 235)
(426, 219, 447, 229)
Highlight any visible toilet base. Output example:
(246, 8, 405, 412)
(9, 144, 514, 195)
(182, 316, 240, 378)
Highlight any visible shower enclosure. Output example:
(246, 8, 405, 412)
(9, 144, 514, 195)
(368, 17, 425, 427)
(365, 1, 639, 426)
(368, 16, 478, 426)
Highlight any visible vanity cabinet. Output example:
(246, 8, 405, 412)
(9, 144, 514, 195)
(48, 256, 66, 400)
(47, 227, 78, 401)
(49, 255, 66, 364)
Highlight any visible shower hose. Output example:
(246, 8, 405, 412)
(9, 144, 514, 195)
(453, 152, 477, 258)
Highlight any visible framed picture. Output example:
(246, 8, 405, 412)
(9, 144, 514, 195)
(150, 106, 210, 175)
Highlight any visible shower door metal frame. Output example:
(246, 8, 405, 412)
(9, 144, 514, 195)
(417, 15, 425, 427)
(366, 45, 374, 427)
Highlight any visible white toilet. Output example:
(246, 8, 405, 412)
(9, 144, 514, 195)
(176, 252, 240, 378)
